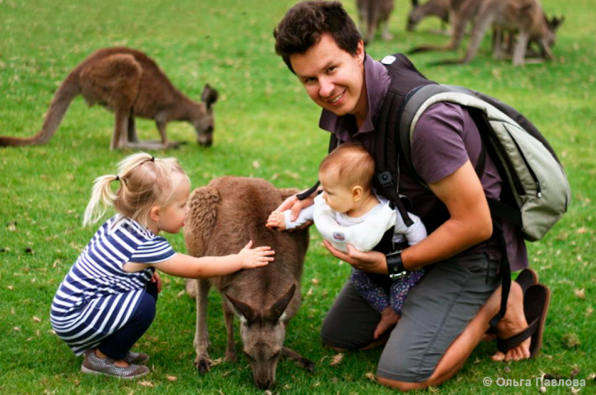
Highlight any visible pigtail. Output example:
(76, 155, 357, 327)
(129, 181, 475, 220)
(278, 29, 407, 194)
(83, 175, 119, 226)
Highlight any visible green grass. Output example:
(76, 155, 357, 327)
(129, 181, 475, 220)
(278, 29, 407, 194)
(1, 0, 595, 393)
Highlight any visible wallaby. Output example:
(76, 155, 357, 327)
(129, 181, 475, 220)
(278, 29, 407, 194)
(0, 47, 218, 150)
(409, 0, 481, 53)
(356, 0, 395, 45)
(184, 177, 313, 390)
(439, 0, 564, 65)
(407, 0, 451, 33)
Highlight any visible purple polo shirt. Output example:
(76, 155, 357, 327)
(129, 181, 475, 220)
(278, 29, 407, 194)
(318, 55, 528, 271)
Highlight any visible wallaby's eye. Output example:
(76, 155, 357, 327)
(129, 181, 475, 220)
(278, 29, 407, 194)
(269, 351, 280, 361)
(244, 352, 255, 362)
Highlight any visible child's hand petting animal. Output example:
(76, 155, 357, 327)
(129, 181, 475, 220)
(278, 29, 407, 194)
(238, 240, 276, 269)
(266, 211, 287, 230)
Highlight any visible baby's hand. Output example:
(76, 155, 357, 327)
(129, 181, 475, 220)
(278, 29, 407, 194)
(238, 240, 275, 269)
(266, 211, 287, 230)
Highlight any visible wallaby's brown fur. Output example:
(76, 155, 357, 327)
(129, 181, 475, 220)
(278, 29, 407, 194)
(356, 0, 395, 45)
(407, 0, 451, 33)
(409, 0, 481, 53)
(440, 0, 564, 65)
(184, 177, 313, 390)
(0, 47, 218, 150)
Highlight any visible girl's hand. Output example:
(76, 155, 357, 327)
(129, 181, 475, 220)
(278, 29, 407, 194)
(151, 271, 163, 293)
(238, 240, 275, 269)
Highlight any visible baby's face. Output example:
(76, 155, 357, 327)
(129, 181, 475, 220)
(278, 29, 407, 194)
(319, 171, 355, 213)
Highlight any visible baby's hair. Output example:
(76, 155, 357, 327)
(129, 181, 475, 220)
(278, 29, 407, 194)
(83, 152, 190, 227)
(318, 142, 375, 190)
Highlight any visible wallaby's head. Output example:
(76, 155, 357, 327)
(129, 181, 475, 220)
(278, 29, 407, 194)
(406, 6, 423, 32)
(192, 84, 218, 148)
(546, 15, 565, 46)
(226, 284, 296, 390)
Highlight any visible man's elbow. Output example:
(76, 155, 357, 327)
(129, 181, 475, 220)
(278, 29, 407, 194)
(476, 217, 493, 243)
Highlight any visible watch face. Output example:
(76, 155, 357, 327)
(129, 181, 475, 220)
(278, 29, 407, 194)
(389, 272, 407, 281)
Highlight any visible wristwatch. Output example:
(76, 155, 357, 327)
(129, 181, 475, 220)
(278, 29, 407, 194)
(386, 251, 407, 280)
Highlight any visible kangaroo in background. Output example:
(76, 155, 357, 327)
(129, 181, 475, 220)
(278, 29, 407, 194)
(407, 0, 451, 33)
(184, 177, 314, 390)
(356, 0, 395, 45)
(0, 47, 218, 150)
(439, 0, 564, 65)
(409, 0, 481, 53)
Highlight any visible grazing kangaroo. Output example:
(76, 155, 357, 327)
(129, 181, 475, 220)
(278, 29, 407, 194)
(184, 177, 313, 390)
(440, 0, 564, 65)
(0, 47, 218, 150)
(407, 0, 451, 33)
(409, 0, 481, 53)
(356, 0, 395, 45)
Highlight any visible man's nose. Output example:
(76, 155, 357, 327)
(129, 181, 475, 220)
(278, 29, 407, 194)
(318, 77, 334, 98)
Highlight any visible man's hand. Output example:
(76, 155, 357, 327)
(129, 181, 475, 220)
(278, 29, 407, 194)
(151, 271, 163, 293)
(323, 240, 387, 274)
(267, 193, 314, 231)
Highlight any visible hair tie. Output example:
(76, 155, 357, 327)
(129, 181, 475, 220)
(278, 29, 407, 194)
(151, 156, 155, 162)
(115, 175, 120, 181)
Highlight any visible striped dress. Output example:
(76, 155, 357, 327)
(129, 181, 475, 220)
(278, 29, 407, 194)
(50, 215, 175, 356)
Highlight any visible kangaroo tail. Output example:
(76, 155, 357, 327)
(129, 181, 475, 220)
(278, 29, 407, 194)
(0, 68, 81, 147)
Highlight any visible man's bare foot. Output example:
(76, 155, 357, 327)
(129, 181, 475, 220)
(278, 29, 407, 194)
(373, 307, 400, 339)
(492, 282, 530, 361)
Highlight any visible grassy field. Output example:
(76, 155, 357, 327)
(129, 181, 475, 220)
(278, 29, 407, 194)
(0, 0, 595, 393)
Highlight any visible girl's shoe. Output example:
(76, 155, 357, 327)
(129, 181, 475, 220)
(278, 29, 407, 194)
(125, 351, 150, 365)
(81, 350, 150, 379)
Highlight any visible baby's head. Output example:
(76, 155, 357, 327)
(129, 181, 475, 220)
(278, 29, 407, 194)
(318, 142, 375, 213)
(84, 153, 190, 232)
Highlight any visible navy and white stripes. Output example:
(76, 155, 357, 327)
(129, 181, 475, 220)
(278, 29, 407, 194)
(50, 215, 175, 355)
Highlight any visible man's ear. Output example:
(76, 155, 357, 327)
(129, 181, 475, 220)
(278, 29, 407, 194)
(356, 40, 365, 63)
(149, 206, 160, 222)
(352, 186, 363, 201)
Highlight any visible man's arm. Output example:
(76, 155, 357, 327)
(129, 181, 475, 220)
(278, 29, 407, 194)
(324, 160, 492, 273)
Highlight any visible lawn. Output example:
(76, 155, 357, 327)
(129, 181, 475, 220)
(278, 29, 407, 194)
(0, 0, 595, 394)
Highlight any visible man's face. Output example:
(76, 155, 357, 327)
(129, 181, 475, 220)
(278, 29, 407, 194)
(290, 34, 367, 123)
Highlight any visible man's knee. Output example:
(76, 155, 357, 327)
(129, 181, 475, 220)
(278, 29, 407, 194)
(377, 376, 433, 392)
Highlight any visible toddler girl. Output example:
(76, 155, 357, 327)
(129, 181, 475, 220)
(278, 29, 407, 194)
(50, 153, 274, 379)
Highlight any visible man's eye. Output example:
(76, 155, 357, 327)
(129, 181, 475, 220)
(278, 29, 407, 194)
(327, 66, 336, 73)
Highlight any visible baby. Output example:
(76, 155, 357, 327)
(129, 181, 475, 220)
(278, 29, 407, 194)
(267, 143, 427, 338)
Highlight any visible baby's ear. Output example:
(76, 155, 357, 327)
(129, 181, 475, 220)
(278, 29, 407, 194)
(278, 188, 299, 202)
(352, 186, 363, 200)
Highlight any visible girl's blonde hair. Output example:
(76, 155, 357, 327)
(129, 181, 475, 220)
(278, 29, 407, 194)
(83, 153, 190, 227)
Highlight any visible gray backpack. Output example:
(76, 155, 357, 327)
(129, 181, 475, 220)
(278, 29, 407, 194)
(397, 84, 571, 242)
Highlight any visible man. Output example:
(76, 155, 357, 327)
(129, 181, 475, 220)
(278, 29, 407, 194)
(270, 1, 541, 391)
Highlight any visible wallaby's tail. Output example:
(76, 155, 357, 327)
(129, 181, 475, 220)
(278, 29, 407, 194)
(0, 68, 81, 147)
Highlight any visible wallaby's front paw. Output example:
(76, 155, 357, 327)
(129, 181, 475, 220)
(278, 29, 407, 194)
(298, 357, 316, 373)
(195, 356, 212, 375)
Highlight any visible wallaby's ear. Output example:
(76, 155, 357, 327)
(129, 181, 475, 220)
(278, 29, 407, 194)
(265, 284, 296, 322)
(201, 84, 219, 110)
(278, 188, 299, 202)
(411, 0, 419, 8)
(549, 15, 565, 31)
(227, 293, 257, 323)
(184, 186, 219, 256)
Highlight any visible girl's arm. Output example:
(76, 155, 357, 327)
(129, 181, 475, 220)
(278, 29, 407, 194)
(128, 241, 274, 279)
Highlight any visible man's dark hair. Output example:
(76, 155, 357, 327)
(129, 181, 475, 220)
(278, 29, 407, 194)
(273, 1, 361, 74)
